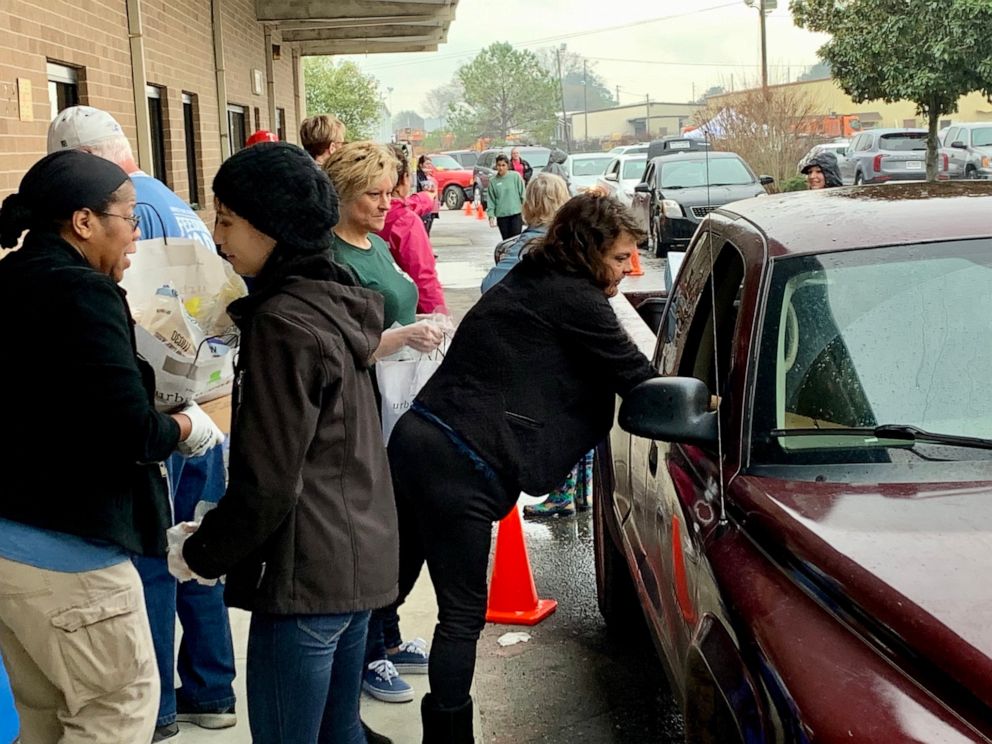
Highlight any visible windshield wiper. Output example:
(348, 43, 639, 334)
(707, 182, 746, 187)
(769, 425, 992, 451)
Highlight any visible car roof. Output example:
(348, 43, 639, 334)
(568, 152, 613, 159)
(719, 182, 992, 258)
(951, 122, 992, 130)
(481, 146, 549, 154)
(648, 151, 741, 166)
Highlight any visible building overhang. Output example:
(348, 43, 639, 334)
(256, 0, 457, 56)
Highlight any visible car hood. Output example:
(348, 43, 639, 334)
(734, 474, 992, 712)
(659, 184, 766, 210)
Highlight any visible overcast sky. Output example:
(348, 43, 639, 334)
(337, 0, 832, 117)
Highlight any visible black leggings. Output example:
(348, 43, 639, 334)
(496, 213, 523, 240)
(388, 411, 513, 709)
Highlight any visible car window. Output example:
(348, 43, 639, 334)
(622, 157, 647, 180)
(479, 152, 494, 169)
(430, 154, 463, 170)
(879, 133, 927, 151)
(607, 159, 620, 176)
(856, 135, 873, 152)
(524, 150, 551, 169)
(970, 127, 992, 147)
(751, 240, 992, 464)
(946, 127, 960, 146)
(571, 157, 613, 176)
(642, 163, 655, 185)
(659, 158, 753, 188)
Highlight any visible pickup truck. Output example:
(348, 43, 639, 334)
(600, 182, 992, 743)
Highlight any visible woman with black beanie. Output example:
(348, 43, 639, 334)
(171, 141, 399, 744)
(0, 150, 222, 742)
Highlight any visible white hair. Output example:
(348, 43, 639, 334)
(82, 135, 135, 168)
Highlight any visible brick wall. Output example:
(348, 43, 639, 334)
(0, 0, 304, 227)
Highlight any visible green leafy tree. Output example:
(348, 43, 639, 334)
(451, 43, 559, 142)
(303, 57, 382, 141)
(791, 0, 992, 181)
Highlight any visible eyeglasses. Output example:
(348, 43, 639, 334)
(96, 211, 141, 230)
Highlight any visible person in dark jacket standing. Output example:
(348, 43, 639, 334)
(389, 193, 657, 742)
(172, 142, 399, 744)
(800, 149, 843, 189)
(0, 150, 222, 743)
(542, 148, 570, 190)
(509, 147, 534, 184)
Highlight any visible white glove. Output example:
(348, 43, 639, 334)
(166, 522, 217, 586)
(177, 402, 225, 458)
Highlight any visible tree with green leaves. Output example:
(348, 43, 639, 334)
(791, 0, 992, 181)
(303, 57, 382, 141)
(451, 43, 559, 142)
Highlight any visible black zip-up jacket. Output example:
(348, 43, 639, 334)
(183, 253, 399, 615)
(0, 231, 180, 555)
(416, 258, 656, 498)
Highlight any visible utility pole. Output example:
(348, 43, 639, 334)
(583, 59, 589, 147)
(616, 84, 620, 105)
(645, 94, 651, 140)
(555, 44, 570, 152)
(759, 0, 768, 92)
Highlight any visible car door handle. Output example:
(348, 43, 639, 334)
(648, 441, 658, 477)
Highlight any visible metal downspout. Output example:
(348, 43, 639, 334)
(292, 47, 303, 130)
(212, 0, 230, 160)
(264, 26, 276, 132)
(125, 0, 153, 170)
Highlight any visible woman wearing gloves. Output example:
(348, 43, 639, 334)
(174, 142, 399, 744)
(0, 149, 221, 743)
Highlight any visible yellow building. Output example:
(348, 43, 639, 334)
(569, 101, 699, 144)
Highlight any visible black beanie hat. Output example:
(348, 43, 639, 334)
(212, 141, 338, 254)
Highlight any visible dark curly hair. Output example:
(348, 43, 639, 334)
(389, 144, 411, 185)
(522, 192, 645, 289)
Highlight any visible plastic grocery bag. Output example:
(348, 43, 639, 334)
(120, 236, 247, 410)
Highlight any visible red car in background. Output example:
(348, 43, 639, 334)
(424, 153, 473, 210)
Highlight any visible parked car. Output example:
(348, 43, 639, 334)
(595, 153, 647, 208)
(631, 151, 772, 257)
(424, 153, 473, 210)
(441, 149, 478, 169)
(797, 139, 850, 175)
(609, 144, 649, 155)
(942, 123, 992, 179)
(840, 128, 952, 184)
(600, 181, 992, 743)
(645, 137, 710, 161)
(563, 152, 615, 196)
(472, 146, 551, 207)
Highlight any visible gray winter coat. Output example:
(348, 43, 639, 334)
(543, 148, 570, 188)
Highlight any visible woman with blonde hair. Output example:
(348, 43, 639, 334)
(481, 171, 571, 293)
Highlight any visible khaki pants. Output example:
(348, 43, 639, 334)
(0, 556, 159, 744)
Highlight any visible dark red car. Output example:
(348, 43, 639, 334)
(424, 153, 474, 210)
(599, 181, 992, 742)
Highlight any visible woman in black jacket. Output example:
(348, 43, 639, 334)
(0, 150, 221, 742)
(388, 192, 657, 742)
(173, 142, 399, 744)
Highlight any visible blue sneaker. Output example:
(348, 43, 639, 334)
(388, 638, 430, 674)
(363, 659, 414, 703)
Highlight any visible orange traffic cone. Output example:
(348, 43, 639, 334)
(476, 203, 486, 220)
(463, 199, 473, 216)
(486, 507, 557, 625)
(628, 247, 644, 277)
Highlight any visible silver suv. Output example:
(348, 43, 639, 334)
(841, 128, 953, 184)
(943, 123, 992, 179)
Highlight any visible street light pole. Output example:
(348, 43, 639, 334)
(645, 94, 651, 140)
(555, 44, 570, 152)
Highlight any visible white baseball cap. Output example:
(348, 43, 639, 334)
(47, 105, 125, 153)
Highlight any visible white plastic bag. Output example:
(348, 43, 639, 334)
(377, 352, 443, 444)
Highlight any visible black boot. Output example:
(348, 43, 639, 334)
(421, 693, 475, 744)
(362, 719, 393, 744)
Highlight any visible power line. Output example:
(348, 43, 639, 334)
(587, 55, 808, 69)
(348, 2, 743, 73)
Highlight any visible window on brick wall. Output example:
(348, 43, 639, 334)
(146, 85, 168, 185)
(228, 104, 247, 153)
(47, 62, 79, 120)
(276, 108, 286, 141)
(254, 107, 261, 132)
(183, 93, 201, 208)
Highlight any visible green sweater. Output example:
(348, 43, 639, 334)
(331, 232, 418, 328)
(485, 171, 525, 218)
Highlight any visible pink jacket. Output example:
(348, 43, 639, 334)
(378, 198, 448, 314)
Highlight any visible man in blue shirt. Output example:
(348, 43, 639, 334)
(48, 106, 236, 743)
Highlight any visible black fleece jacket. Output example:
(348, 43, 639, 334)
(0, 231, 180, 555)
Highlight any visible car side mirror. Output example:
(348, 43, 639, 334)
(605, 172, 619, 182)
(618, 377, 717, 446)
(951, 141, 967, 149)
(634, 183, 652, 193)
(759, 175, 775, 186)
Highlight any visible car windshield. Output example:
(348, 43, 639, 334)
(429, 154, 463, 170)
(524, 150, 551, 169)
(658, 158, 753, 188)
(879, 133, 927, 151)
(971, 128, 992, 147)
(751, 240, 992, 464)
(571, 157, 612, 176)
(622, 158, 647, 180)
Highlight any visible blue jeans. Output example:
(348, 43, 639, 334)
(133, 447, 236, 726)
(247, 611, 370, 743)
(364, 606, 403, 664)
